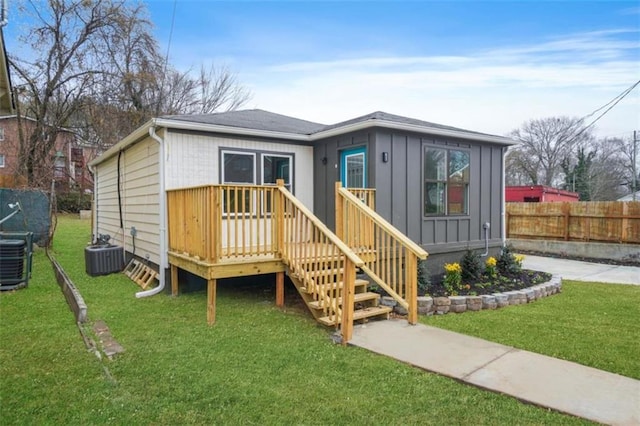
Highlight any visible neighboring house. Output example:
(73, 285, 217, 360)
(0, 116, 95, 191)
(0, 28, 14, 116)
(90, 109, 516, 274)
(506, 185, 580, 203)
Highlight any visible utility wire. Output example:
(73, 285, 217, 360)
(571, 79, 640, 142)
(563, 79, 640, 146)
(156, 0, 178, 116)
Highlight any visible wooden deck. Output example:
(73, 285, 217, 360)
(166, 181, 427, 344)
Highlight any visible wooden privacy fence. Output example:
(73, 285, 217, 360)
(336, 183, 428, 324)
(506, 201, 640, 244)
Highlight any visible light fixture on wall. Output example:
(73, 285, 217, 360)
(382, 152, 389, 163)
(321, 157, 328, 165)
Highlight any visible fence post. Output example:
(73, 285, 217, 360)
(341, 258, 355, 345)
(621, 202, 629, 243)
(335, 182, 344, 240)
(563, 203, 570, 241)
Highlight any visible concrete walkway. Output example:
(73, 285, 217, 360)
(522, 255, 639, 285)
(350, 320, 640, 425)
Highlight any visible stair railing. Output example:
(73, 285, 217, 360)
(276, 180, 364, 343)
(336, 183, 428, 324)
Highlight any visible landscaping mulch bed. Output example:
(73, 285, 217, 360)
(423, 269, 552, 297)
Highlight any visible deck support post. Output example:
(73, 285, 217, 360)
(406, 253, 418, 325)
(207, 278, 217, 325)
(170, 264, 179, 296)
(341, 259, 355, 345)
(275, 271, 285, 307)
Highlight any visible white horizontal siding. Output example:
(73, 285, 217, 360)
(165, 132, 314, 211)
(94, 136, 161, 265)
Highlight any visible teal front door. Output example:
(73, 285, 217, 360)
(340, 147, 366, 188)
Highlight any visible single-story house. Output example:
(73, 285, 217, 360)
(90, 109, 516, 291)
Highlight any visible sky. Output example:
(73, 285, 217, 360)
(8, 0, 640, 138)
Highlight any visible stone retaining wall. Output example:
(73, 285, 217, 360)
(380, 274, 562, 316)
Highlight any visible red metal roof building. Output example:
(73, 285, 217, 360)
(506, 185, 579, 202)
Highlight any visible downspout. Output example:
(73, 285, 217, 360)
(501, 146, 507, 247)
(88, 163, 97, 241)
(136, 123, 166, 298)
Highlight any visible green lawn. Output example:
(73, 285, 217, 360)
(422, 280, 640, 380)
(0, 215, 592, 424)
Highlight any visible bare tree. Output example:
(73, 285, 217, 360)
(9, 0, 127, 187)
(506, 117, 595, 187)
(606, 136, 639, 195)
(11, 0, 253, 176)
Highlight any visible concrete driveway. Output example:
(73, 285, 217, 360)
(521, 255, 639, 285)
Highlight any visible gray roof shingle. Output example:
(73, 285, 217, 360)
(318, 111, 496, 137)
(162, 109, 506, 140)
(162, 109, 326, 135)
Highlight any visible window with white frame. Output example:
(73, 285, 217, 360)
(0, 154, 5, 168)
(221, 150, 294, 215)
(423, 147, 470, 216)
(262, 154, 292, 189)
(221, 151, 256, 214)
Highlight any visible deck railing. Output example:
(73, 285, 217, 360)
(277, 181, 364, 341)
(167, 185, 280, 262)
(167, 182, 365, 342)
(336, 183, 428, 324)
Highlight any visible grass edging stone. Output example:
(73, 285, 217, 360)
(47, 249, 88, 323)
(406, 274, 562, 316)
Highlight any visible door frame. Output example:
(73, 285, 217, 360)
(340, 146, 367, 188)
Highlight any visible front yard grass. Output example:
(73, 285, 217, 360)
(422, 280, 640, 380)
(0, 215, 593, 424)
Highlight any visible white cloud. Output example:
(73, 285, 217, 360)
(243, 29, 640, 137)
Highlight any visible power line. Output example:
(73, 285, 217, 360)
(156, 0, 178, 116)
(565, 79, 640, 145)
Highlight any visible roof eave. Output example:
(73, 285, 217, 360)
(310, 119, 517, 145)
(89, 119, 154, 167)
(154, 117, 311, 142)
(90, 115, 517, 168)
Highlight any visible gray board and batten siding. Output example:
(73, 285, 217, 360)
(313, 127, 508, 267)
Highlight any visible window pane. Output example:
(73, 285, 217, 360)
(263, 155, 291, 185)
(345, 153, 365, 188)
(448, 183, 468, 214)
(223, 153, 254, 183)
(424, 148, 446, 181)
(0, 154, 5, 167)
(424, 182, 445, 215)
(449, 150, 469, 183)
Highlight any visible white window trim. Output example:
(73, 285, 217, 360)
(0, 154, 5, 168)
(221, 150, 257, 184)
(261, 153, 293, 187)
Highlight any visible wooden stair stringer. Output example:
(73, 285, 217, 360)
(285, 270, 330, 322)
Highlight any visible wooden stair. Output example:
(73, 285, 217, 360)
(287, 262, 391, 328)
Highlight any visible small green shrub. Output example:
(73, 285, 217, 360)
(460, 249, 482, 282)
(497, 244, 522, 276)
(57, 191, 91, 213)
(417, 259, 431, 295)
